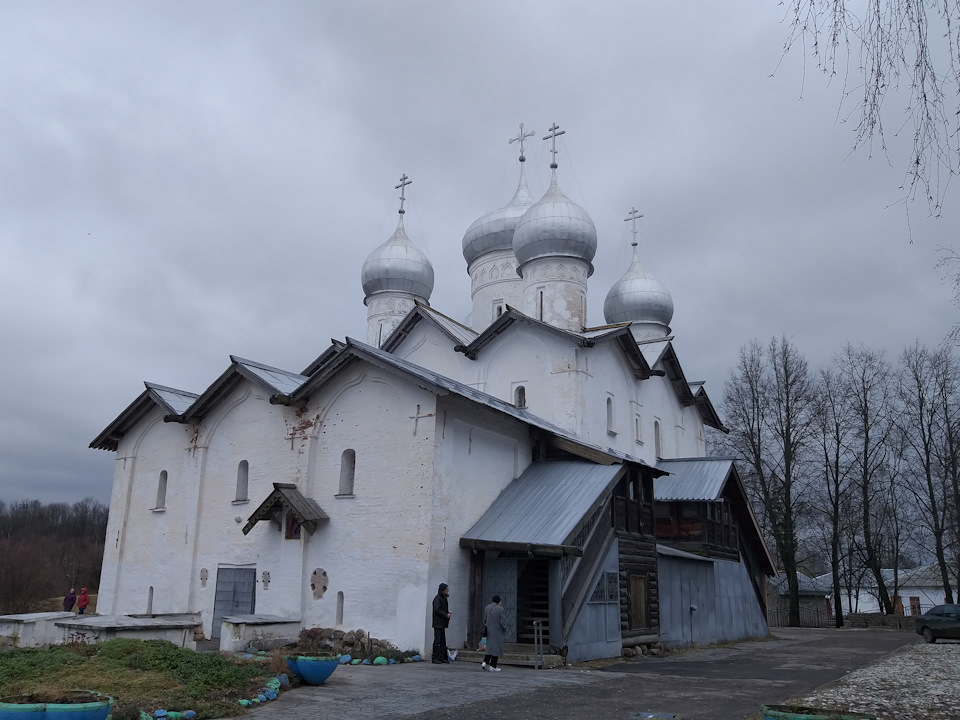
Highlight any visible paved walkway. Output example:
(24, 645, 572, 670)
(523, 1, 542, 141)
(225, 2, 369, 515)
(228, 628, 918, 720)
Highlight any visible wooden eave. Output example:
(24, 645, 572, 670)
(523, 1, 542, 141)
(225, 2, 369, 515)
(242, 483, 328, 536)
(458, 539, 583, 558)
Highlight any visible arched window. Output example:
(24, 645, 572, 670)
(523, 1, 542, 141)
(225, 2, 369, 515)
(496, 304, 504, 318)
(336, 591, 344, 625)
(606, 397, 615, 434)
(155, 471, 167, 509)
(235, 460, 249, 502)
(654, 421, 663, 458)
(635, 414, 642, 443)
(514, 386, 526, 409)
(338, 449, 356, 496)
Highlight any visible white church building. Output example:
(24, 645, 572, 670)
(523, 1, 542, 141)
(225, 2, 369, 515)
(91, 125, 772, 662)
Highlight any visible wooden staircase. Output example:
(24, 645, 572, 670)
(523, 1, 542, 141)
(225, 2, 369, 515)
(457, 643, 565, 669)
(516, 559, 550, 644)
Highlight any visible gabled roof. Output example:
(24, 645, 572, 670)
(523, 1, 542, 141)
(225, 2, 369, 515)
(460, 461, 627, 556)
(769, 573, 831, 596)
(281, 337, 665, 471)
(450, 306, 653, 379)
(380, 301, 478, 353)
(90, 382, 199, 451)
(300, 340, 345, 377)
(655, 457, 776, 575)
(655, 457, 733, 501)
(176, 357, 309, 422)
(242, 482, 328, 536)
(690, 382, 727, 433)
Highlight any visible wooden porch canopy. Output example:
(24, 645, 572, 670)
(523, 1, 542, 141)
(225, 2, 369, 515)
(242, 482, 328, 536)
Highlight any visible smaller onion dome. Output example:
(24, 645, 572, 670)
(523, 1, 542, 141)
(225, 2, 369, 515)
(603, 243, 674, 328)
(462, 164, 534, 266)
(512, 173, 597, 275)
(361, 217, 435, 304)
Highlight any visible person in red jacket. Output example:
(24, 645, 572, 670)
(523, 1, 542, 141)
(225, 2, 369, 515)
(77, 588, 90, 615)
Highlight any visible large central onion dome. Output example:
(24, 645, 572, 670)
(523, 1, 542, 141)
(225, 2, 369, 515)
(512, 174, 597, 275)
(603, 243, 674, 329)
(462, 165, 534, 266)
(361, 217, 435, 304)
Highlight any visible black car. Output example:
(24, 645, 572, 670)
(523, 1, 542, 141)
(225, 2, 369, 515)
(915, 603, 960, 643)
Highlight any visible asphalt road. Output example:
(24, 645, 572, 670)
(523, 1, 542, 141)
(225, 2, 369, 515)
(232, 628, 918, 720)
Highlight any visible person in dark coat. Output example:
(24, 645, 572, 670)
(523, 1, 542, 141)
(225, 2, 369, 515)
(76, 588, 90, 615)
(62, 588, 76, 613)
(431, 582, 451, 663)
(481, 594, 507, 672)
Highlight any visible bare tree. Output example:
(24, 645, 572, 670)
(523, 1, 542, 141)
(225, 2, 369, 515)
(836, 343, 897, 613)
(932, 344, 960, 593)
(814, 367, 856, 625)
(897, 342, 955, 602)
(784, 0, 960, 212)
(721, 336, 816, 625)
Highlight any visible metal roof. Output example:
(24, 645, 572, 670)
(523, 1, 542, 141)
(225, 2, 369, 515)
(90, 382, 199, 451)
(231, 356, 308, 395)
(146, 382, 199, 415)
(769, 573, 831, 596)
(657, 544, 713, 562)
(460, 461, 626, 555)
(380, 302, 478, 352)
(654, 457, 735, 501)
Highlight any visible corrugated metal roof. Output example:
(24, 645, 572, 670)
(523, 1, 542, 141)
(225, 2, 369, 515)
(654, 457, 734, 501)
(460, 461, 625, 553)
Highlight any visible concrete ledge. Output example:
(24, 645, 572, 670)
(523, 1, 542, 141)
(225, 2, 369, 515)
(220, 615, 301, 652)
(0, 612, 75, 648)
(55, 615, 199, 649)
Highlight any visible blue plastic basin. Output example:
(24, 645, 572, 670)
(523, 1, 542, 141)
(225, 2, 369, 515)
(0, 692, 113, 720)
(295, 656, 338, 685)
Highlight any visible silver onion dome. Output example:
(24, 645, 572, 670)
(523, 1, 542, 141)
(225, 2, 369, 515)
(512, 174, 597, 274)
(603, 244, 674, 327)
(361, 217, 435, 303)
(462, 163, 534, 266)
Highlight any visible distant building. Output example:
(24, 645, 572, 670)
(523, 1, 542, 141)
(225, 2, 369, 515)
(766, 574, 832, 627)
(816, 565, 959, 616)
(91, 126, 773, 661)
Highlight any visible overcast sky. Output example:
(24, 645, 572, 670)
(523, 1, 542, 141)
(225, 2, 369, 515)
(0, 2, 954, 505)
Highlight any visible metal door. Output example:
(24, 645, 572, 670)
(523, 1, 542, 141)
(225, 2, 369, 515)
(211, 567, 256, 639)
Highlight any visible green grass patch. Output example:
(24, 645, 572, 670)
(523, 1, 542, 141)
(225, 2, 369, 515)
(0, 639, 279, 719)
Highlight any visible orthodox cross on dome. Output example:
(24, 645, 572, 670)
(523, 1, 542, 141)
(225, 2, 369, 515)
(543, 123, 566, 169)
(624, 207, 644, 247)
(508, 123, 535, 162)
(395, 173, 412, 215)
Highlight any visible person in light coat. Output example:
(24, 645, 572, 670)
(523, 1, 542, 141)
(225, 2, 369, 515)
(481, 594, 508, 672)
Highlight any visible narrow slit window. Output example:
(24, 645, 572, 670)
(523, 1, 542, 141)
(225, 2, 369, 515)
(654, 420, 663, 458)
(606, 397, 615, 433)
(514, 385, 526, 409)
(235, 460, 249, 502)
(339, 449, 356, 496)
(155, 471, 167, 509)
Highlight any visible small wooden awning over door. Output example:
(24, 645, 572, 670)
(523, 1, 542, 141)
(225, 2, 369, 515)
(242, 482, 328, 536)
